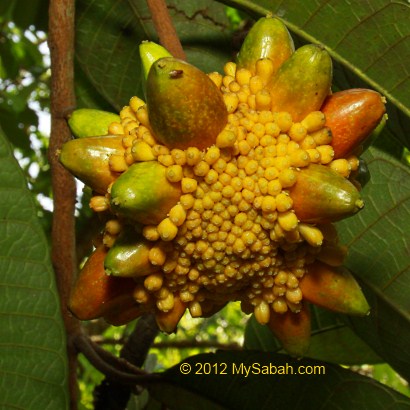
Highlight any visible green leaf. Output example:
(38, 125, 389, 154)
(336, 146, 410, 380)
(74, 62, 117, 111)
(0, 126, 69, 409)
(75, 0, 233, 110)
(152, 351, 410, 409)
(244, 308, 382, 365)
(148, 382, 225, 410)
(217, 0, 410, 149)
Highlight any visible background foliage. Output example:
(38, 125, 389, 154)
(0, 0, 409, 409)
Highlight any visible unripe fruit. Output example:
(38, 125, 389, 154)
(139, 41, 173, 80)
(110, 161, 181, 224)
(104, 227, 157, 277)
(68, 108, 120, 138)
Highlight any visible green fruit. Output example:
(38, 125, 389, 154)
(59, 135, 124, 194)
(236, 16, 294, 75)
(139, 41, 173, 80)
(146, 57, 228, 150)
(110, 161, 181, 224)
(289, 164, 364, 223)
(68, 108, 120, 138)
(104, 227, 157, 277)
(268, 44, 332, 121)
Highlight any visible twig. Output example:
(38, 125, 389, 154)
(93, 314, 160, 409)
(146, 0, 186, 60)
(120, 313, 160, 365)
(74, 334, 161, 385)
(90, 336, 242, 351)
(48, 0, 79, 408)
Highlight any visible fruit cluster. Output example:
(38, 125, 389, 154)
(61, 16, 386, 356)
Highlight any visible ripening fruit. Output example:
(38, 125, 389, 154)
(155, 296, 187, 333)
(68, 108, 121, 138)
(110, 161, 181, 224)
(268, 44, 332, 121)
(146, 57, 228, 149)
(300, 261, 370, 315)
(103, 301, 148, 326)
(236, 16, 294, 75)
(69, 246, 137, 320)
(59, 136, 125, 194)
(289, 164, 364, 223)
(267, 302, 311, 358)
(321, 89, 386, 158)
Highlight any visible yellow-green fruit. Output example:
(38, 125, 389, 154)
(104, 227, 157, 277)
(146, 57, 228, 150)
(59, 135, 124, 194)
(140, 41, 173, 80)
(68, 108, 120, 138)
(268, 44, 332, 121)
(110, 161, 181, 224)
(289, 164, 364, 223)
(236, 16, 294, 75)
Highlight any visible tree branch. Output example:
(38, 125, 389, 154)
(146, 0, 186, 60)
(91, 336, 242, 351)
(48, 0, 79, 408)
(93, 314, 160, 409)
(74, 334, 161, 385)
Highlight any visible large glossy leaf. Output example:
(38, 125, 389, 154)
(149, 351, 410, 409)
(337, 146, 410, 381)
(0, 126, 69, 409)
(218, 0, 410, 150)
(75, 0, 233, 111)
